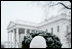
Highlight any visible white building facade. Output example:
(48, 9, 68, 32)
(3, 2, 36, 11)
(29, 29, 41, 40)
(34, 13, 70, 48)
(7, 13, 71, 48)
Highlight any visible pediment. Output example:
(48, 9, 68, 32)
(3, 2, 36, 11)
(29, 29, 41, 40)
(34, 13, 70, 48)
(7, 21, 16, 29)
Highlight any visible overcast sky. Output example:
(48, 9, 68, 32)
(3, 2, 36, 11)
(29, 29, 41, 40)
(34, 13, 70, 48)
(1, 1, 70, 42)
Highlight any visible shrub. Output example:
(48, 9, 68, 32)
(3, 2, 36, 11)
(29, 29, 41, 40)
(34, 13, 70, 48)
(22, 31, 62, 48)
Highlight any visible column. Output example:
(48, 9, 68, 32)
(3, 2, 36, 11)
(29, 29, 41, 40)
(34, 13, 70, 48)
(8, 31, 9, 48)
(16, 28, 20, 48)
(8, 31, 11, 48)
(25, 29, 27, 36)
(30, 29, 31, 33)
(11, 29, 14, 48)
(14, 29, 16, 48)
(9, 31, 12, 48)
(10, 30, 13, 48)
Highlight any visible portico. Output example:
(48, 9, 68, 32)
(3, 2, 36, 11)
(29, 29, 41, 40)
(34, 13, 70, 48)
(7, 21, 40, 48)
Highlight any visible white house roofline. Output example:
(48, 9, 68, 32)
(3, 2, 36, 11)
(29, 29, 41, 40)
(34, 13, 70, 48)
(7, 13, 70, 30)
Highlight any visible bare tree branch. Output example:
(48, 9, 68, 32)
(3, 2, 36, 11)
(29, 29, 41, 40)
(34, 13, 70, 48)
(49, 1, 71, 10)
(58, 2, 71, 9)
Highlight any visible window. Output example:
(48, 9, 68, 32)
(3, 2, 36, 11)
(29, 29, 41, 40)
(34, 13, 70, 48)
(35, 30, 38, 33)
(57, 26, 59, 32)
(31, 30, 35, 33)
(51, 28, 53, 34)
(27, 29, 30, 34)
(45, 29, 48, 32)
(19, 28, 25, 34)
